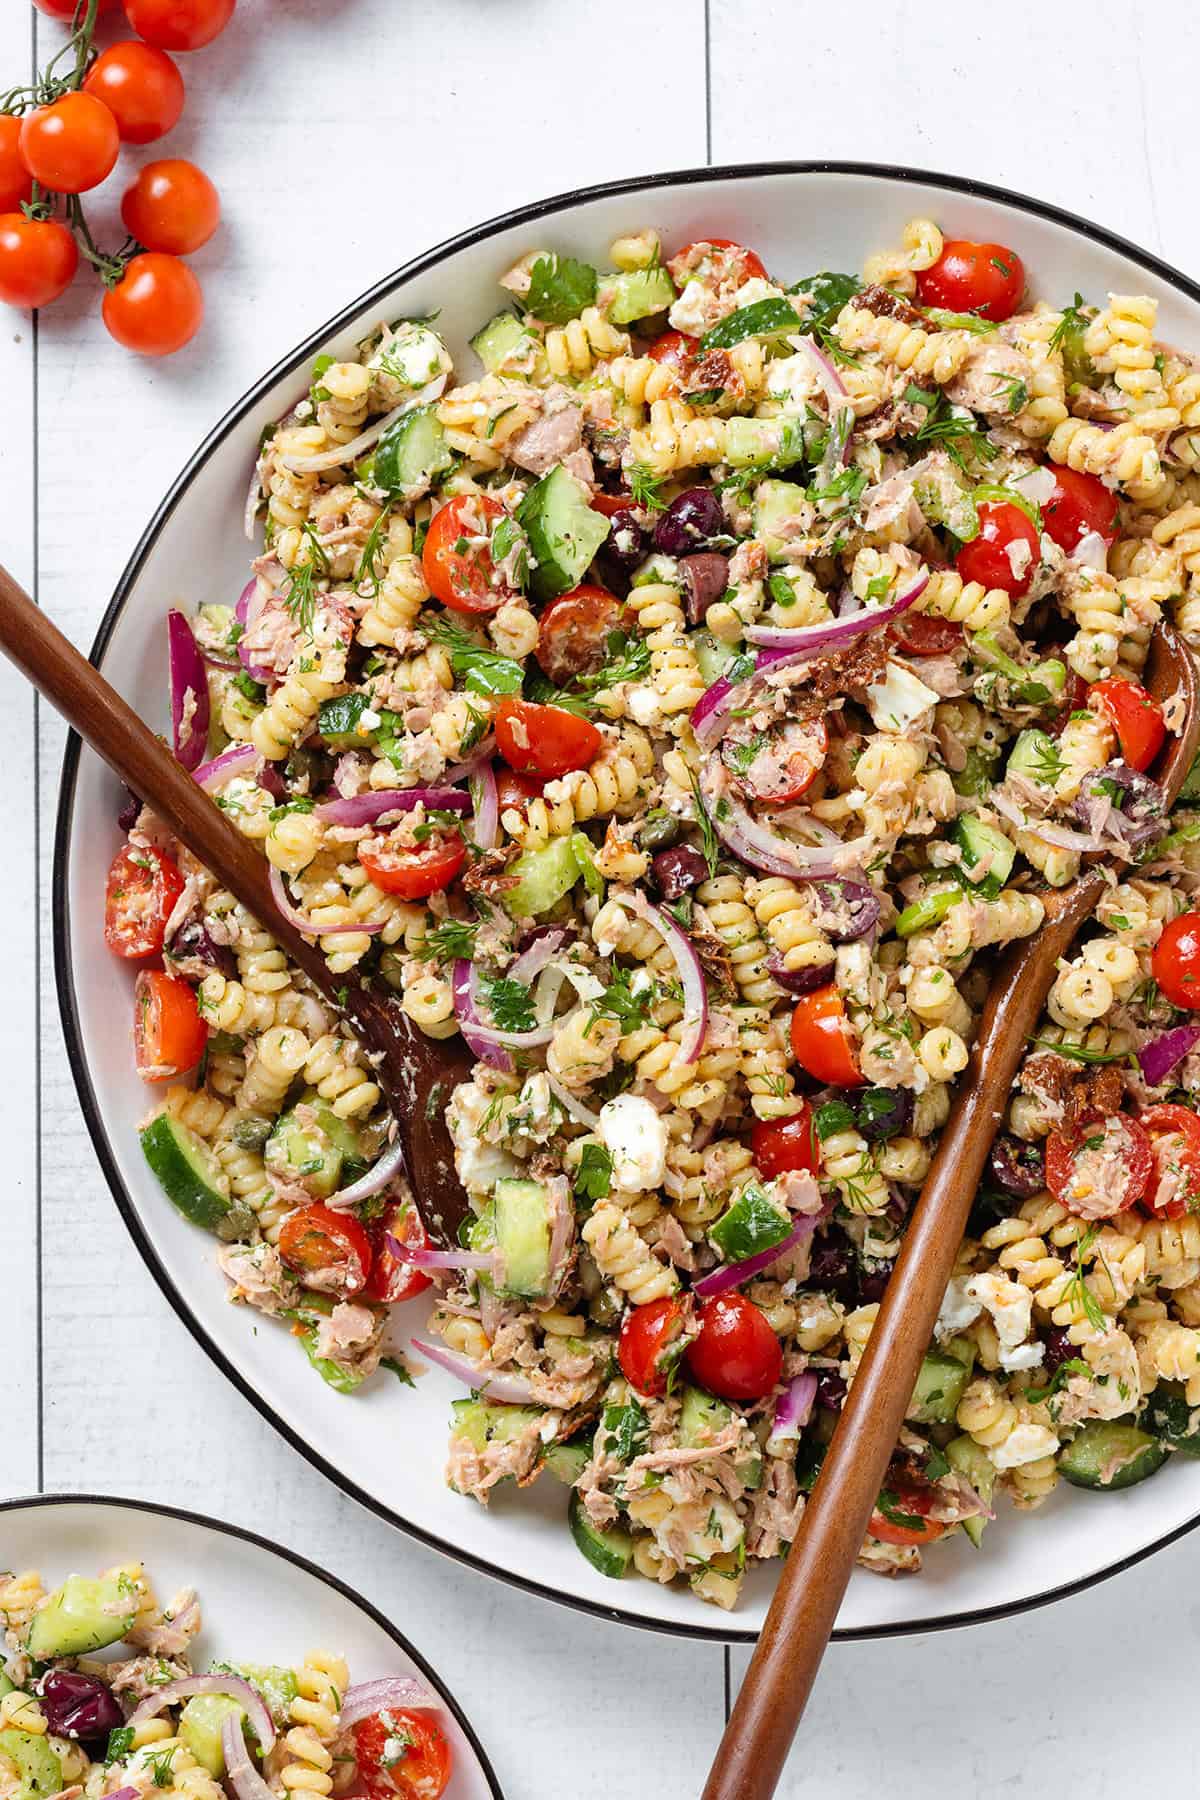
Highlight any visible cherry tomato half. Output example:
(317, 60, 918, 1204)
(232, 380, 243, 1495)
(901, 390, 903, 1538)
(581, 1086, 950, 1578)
(589, 490, 633, 518)
(686, 1294, 782, 1403)
(535, 583, 626, 684)
(1152, 913, 1200, 1011)
(351, 1708, 453, 1800)
(0, 118, 33, 214)
(494, 697, 602, 778)
(122, 0, 236, 51)
(1089, 678, 1165, 773)
(790, 987, 862, 1088)
(421, 494, 513, 614)
(19, 92, 119, 195)
(102, 252, 203, 356)
(133, 968, 206, 1082)
(1043, 467, 1119, 555)
(752, 1103, 819, 1180)
(916, 238, 1025, 323)
(278, 1204, 373, 1299)
(105, 842, 185, 958)
(0, 214, 79, 308)
(889, 610, 963, 656)
(868, 1470, 947, 1547)
(618, 1295, 688, 1397)
(84, 41, 185, 144)
(646, 329, 695, 365)
(955, 500, 1040, 598)
(1140, 1104, 1200, 1219)
(357, 827, 466, 900)
(723, 718, 828, 806)
(1044, 1114, 1153, 1219)
(121, 158, 220, 255)
(495, 768, 545, 817)
(668, 238, 768, 292)
(361, 1200, 433, 1305)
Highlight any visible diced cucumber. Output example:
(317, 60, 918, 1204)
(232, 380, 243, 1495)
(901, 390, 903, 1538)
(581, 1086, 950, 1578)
(517, 466, 610, 604)
(0, 1731, 63, 1800)
(693, 630, 739, 687)
(373, 404, 453, 496)
(264, 1103, 352, 1200)
(568, 1489, 632, 1579)
(953, 816, 1015, 898)
(570, 830, 604, 898)
(494, 1177, 553, 1299)
(179, 1694, 246, 1775)
(752, 478, 809, 561)
(0, 1674, 12, 1699)
(953, 747, 999, 799)
(606, 266, 676, 325)
(701, 296, 800, 352)
(1058, 1420, 1168, 1490)
(449, 1397, 546, 1472)
(209, 1663, 298, 1727)
(1178, 749, 1200, 804)
(945, 1434, 996, 1548)
(723, 415, 807, 472)
(709, 1183, 792, 1264)
(503, 834, 583, 917)
(26, 1575, 135, 1658)
(908, 1351, 972, 1425)
(680, 1385, 763, 1489)
(1139, 1380, 1200, 1456)
(1006, 727, 1060, 786)
(788, 271, 858, 324)
(895, 886, 962, 939)
(470, 310, 536, 374)
(141, 1113, 243, 1237)
(544, 1436, 590, 1485)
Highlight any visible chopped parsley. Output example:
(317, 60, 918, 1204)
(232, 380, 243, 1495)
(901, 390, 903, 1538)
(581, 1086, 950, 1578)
(423, 613, 524, 696)
(574, 1141, 613, 1205)
(590, 966, 652, 1034)
(525, 253, 598, 325)
(1023, 1358, 1090, 1405)
(477, 973, 537, 1034)
(380, 1356, 416, 1388)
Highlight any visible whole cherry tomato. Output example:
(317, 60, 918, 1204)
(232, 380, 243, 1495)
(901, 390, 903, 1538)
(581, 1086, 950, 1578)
(686, 1294, 782, 1402)
(869, 1469, 947, 1546)
(133, 968, 206, 1081)
(121, 158, 219, 254)
(0, 214, 78, 308)
(618, 1295, 688, 1397)
(916, 238, 1025, 322)
(19, 92, 119, 194)
(0, 118, 33, 214)
(278, 1204, 373, 1299)
(104, 842, 185, 958)
(361, 1200, 433, 1305)
(1140, 1104, 1200, 1219)
(751, 1103, 819, 1179)
(102, 252, 203, 355)
(1044, 1114, 1153, 1219)
(1152, 913, 1200, 1011)
(954, 499, 1041, 597)
(790, 987, 862, 1087)
(1043, 466, 1119, 555)
(1089, 678, 1165, 772)
(351, 1708, 453, 1800)
(84, 41, 184, 143)
(534, 583, 626, 684)
(357, 826, 465, 900)
(421, 493, 513, 614)
(494, 697, 602, 778)
(122, 0, 236, 51)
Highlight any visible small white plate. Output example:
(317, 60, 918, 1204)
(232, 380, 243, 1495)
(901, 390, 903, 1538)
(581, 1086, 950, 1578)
(54, 161, 1200, 1639)
(0, 1495, 500, 1799)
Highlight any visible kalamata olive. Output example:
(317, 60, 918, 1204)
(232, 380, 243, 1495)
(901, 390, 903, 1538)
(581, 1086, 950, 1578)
(855, 1086, 915, 1142)
(1072, 761, 1166, 851)
(859, 1262, 892, 1304)
(164, 915, 237, 982)
(988, 1133, 1045, 1198)
(639, 811, 681, 853)
(117, 786, 142, 831)
(766, 950, 836, 997)
(651, 845, 708, 900)
(679, 551, 730, 625)
(813, 1368, 847, 1412)
(808, 878, 882, 944)
(808, 1240, 856, 1304)
(606, 507, 648, 572)
(39, 1670, 124, 1742)
(1042, 1326, 1075, 1374)
(653, 486, 724, 555)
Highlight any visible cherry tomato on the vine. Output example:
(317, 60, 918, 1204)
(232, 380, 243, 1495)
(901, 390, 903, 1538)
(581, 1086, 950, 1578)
(102, 251, 203, 355)
(122, 0, 236, 51)
(104, 842, 185, 958)
(916, 238, 1025, 322)
(1043, 466, 1119, 555)
(421, 493, 512, 613)
(357, 827, 466, 900)
(1139, 1105, 1200, 1219)
(752, 1103, 819, 1180)
(869, 1470, 947, 1547)
(278, 1204, 373, 1299)
(133, 968, 206, 1081)
(84, 41, 185, 145)
(1044, 1114, 1153, 1219)
(1089, 678, 1165, 773)
(618, 1295, 688, 1397)
(351, 1708, 453, 1800)
(954, 499, 1040, 598)
(790, 987, 862, 1088)
(361, 1200, 433, 1305)
(494, 697, 602, 778)
(0, 213, 78, 308)
(19, 92, 119, 195)
(1151, 912, 1200, 1012)
(686, 1294, 782, 1402)
(121, 158, 219, 254)
(0, 118, 33, 214)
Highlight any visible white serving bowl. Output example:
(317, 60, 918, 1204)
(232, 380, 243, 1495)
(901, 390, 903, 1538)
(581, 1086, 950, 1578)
(55, 163, 1200, 1641)
(0, 1494, 500, 1797)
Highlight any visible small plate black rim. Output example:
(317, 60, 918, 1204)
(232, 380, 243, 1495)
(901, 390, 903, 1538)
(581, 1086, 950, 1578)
(0, 1491, 504, 1796)
(52, 157, 1200, 1645)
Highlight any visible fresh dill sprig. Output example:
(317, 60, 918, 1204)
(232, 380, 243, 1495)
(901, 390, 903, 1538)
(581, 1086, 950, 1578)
(415, 920, 478, 964)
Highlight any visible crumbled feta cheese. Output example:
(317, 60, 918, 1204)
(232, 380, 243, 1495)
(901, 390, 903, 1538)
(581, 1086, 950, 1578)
(668, 279, 709, 336)
(598, 1093, 669, 1192)
(988, 1422, 1060, 1471)
(934, 1275, 982, 1342)
(358, 706, 381, 734)
(626, 684, 663, 729)
(964, 1270, 1034, 1357)
(865, 660, 940, 733)
(998, 1341, 1045, 1373)
(369, 321, 451, 389)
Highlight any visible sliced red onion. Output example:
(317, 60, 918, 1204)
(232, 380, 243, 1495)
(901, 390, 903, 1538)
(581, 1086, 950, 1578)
(195, 743, 259, 793)
(168, 611, 211, 773)
(315, 788, 471, 827)
(1138, 1025, 1200, 1086)
(108, 1790, 139, 1800)
(326, 1134, 406, 1209)
(133, 1676, 274, 1751)
(546, 1073, 602, 1130)
(766, 951, 836, 995)
(385, 1231, 492, 1273)
(767, 1371, 818, 1451)
(268, 864, 386, 937)
(700, 762, 871, 880)
(1011, 466, 1057, 508)
(410, 1335, 539, 1404)
(507, 927, 569, 987)
(234, 576, 276, 685)
(791, 332, 848, 402)
(221, 1713, 276, 1800)
(608, 888, 708, 1063)
(747, 572, 928, 654)
(337, 1678, 437, 1729)
(1010, 818, 1099, 853)
(443, 739, 497, 784)
(280, 376, 448, 475)
(1070, 530, 1110, 570)
(988, 787, 1027, 829)
(469, 760, 499, 850)
(452, 959, 514, 1073)
(693, 1209, 827, 1298)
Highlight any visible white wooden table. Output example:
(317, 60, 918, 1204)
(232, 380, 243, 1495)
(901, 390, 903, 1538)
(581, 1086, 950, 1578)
(6, 3, 1200, 1792)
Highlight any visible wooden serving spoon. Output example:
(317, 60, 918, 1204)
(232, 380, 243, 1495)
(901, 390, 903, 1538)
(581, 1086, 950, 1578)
(703, 622, 1200, 1800)
(0, 561, 473, 1245)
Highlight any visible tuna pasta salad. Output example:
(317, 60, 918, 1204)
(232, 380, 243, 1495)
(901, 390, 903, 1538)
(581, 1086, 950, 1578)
(105, 215, 1200, 1606)
(0, 1562, 452, 1800)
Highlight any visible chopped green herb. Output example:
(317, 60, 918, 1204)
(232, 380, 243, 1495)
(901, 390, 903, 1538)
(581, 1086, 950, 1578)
(525, 254, 598, 325)
(574, 1141, 613, 1205)
(424, 613, 524, 696)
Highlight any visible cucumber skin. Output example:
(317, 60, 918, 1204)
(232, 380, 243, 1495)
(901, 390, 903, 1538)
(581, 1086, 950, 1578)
(503, 836, 581, 917)
(0, 1730, 63, 1800)
(1058, 1420, 1168, 1490)
(1140, 1381, 1200, 1455)
(516, 467, 609, 604)
(568, 1490, 632, 1579)
(25, 1576, 134, 1659)
(140, 1114, 232, 1235)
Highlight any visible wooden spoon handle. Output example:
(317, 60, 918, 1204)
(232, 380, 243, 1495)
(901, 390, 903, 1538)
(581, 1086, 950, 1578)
(701, 876, 1102, 1800)
(0, 561, 336, 1001)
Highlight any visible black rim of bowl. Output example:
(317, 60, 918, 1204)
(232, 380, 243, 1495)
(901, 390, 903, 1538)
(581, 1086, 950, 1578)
(53, 158, 1200, 1644)
(0, 1491, 504, 1795)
